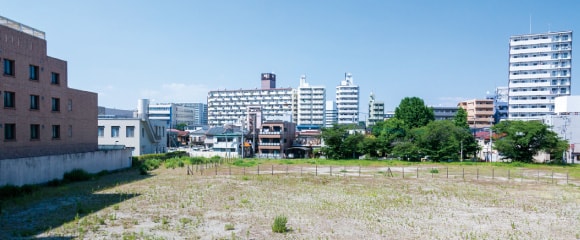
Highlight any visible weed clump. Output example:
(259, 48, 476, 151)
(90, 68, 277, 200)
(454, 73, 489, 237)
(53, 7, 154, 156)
(63, 169, 93, 182)
(272, 215, 288, 233)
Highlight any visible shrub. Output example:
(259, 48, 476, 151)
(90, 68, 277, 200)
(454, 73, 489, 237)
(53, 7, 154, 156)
(0, 185, 22, 200)
(63, 169, 93, 182)
(429, 169, 439, 174)
(46, 178, 63, 187)
(272, 215, 288, 233)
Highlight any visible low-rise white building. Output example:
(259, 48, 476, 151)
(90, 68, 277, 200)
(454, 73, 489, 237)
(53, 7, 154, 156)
(98, 99, 168, 156)
(98, 118, 167, 156)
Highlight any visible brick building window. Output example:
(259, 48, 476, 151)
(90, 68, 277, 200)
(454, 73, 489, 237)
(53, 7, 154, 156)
(30, 95, 39, 110)
(30, 124, 40, 140)
(51, 98, 60, 111)
(3, 59, 15, 76)
(4, 91, 15, 108)
(29, 65, 39, 80)
(51, 72, 60, 84)
(5, 123, 16, 140)
(52, 125, 60, 139)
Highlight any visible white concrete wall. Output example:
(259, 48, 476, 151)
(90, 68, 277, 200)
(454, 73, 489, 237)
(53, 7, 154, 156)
(0, 149, 133, 186)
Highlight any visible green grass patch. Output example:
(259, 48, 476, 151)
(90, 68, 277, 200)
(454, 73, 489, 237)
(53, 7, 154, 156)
(232, 159, 258, 167)
(272, 215, 288, 233)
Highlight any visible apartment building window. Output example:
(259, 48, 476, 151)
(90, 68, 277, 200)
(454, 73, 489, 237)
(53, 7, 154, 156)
(51, 98, 60, 111)
(4, 91, 15, 108)
(98, 126, 104, 137)
(67, 99, 72, 111)
(30, 124, 40, 140)
(4, 123, 16, 140)
(29, 65, 39, 80)
(126, 126, 135, 137)
(30, 95, 39, 110)
(68, 125, 73, 137)
(562, 35, 569, 41)
(51, 72, 60, 84)
(52, 125, 60, 139)
(111, 126, 120, 138)
(3, 59, 15, 76)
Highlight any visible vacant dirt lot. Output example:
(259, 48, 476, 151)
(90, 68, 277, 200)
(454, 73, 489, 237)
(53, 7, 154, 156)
(1, 165, 579, 239)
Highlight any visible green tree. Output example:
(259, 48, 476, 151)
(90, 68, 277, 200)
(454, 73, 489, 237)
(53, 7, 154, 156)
(320, 124, 348, 159)
(175, 123, 187, 131)
(394, 97, 434, 129)
(453, 107, 469, 129)
(343, 132, 365, 159)
(375, 118, 408, 157)
(358, 135, 378, 158)
(492, 120, 568, 163)
(413, 120, 477, 161)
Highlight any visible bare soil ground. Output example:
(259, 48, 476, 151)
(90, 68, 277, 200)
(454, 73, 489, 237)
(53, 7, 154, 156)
(1, 165, 579, 239)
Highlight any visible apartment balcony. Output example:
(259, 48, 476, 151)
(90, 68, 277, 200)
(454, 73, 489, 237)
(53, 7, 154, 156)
(259, 142, 281, 146)
(510, 55, 552, 63)
(509, 72, 551, 80)
(509, 47, 550, 55)
(509, 108, 552, 113)
(508, 82, 551, 88)
(510, 90, 556, 97)
(509, 99, 554, 105)
(509, 65, 554, 71)
(510, 38, 552, 46)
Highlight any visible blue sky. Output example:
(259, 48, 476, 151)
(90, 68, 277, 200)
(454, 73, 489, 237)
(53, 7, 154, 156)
(3, 1, 578, 115)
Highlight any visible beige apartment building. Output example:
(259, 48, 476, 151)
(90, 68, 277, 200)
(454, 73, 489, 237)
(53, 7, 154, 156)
(458, 99, 494, 129)
(0, 16, 97, 159)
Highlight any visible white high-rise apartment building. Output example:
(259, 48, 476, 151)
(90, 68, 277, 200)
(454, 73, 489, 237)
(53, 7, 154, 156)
(336, 73, 360, 124)
(508, 31, 572, 120)
(207, 73, 293, 126)
(325, 100, 338, 128)
(295, 75, 326, 127)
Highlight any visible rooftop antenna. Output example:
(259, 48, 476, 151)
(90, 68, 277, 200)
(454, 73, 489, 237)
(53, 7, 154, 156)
(529, 14, 532, 34)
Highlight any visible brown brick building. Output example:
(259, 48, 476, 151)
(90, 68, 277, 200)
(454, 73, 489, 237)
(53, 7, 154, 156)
(0, 16, 97, 159)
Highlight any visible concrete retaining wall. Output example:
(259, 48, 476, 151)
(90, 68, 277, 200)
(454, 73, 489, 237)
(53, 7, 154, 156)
(0, 149, 133, 186)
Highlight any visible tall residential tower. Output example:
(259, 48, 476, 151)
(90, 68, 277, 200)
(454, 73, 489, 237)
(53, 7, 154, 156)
(508, 31, 572, 120)
(295, 75, 325, 128)
(336, 73, 360, 124)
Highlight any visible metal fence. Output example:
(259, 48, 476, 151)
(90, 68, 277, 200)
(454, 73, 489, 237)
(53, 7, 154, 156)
(186, 162, 580, 186)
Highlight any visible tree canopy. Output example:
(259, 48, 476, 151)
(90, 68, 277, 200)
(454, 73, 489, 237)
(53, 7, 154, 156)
(492, 120, 568, 163)
(453, 107, 469, 129)
(394, 97, 434, 129)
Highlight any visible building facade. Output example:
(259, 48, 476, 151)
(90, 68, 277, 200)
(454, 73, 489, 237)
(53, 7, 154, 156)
(367, 92, 384, 127)
(324, 100, 338, 128)
(336, 73, 360, 124)
(257, 121, 296, 158)
(295, 75, 326, 128)
(98, 99, 167, 156)
(494, 86, 509, 123)
(181, 102, 208, 125)
(207, 73, 293, 127)
(0, 16, 98, 160)
(541, 96, 580, 164)
(508, 31, 572, 120)
(458, 99, 494, 129)
(432, 106, 458, 121)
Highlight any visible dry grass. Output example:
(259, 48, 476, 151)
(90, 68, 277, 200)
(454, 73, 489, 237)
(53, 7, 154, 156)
(1, 166, 579, 239)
